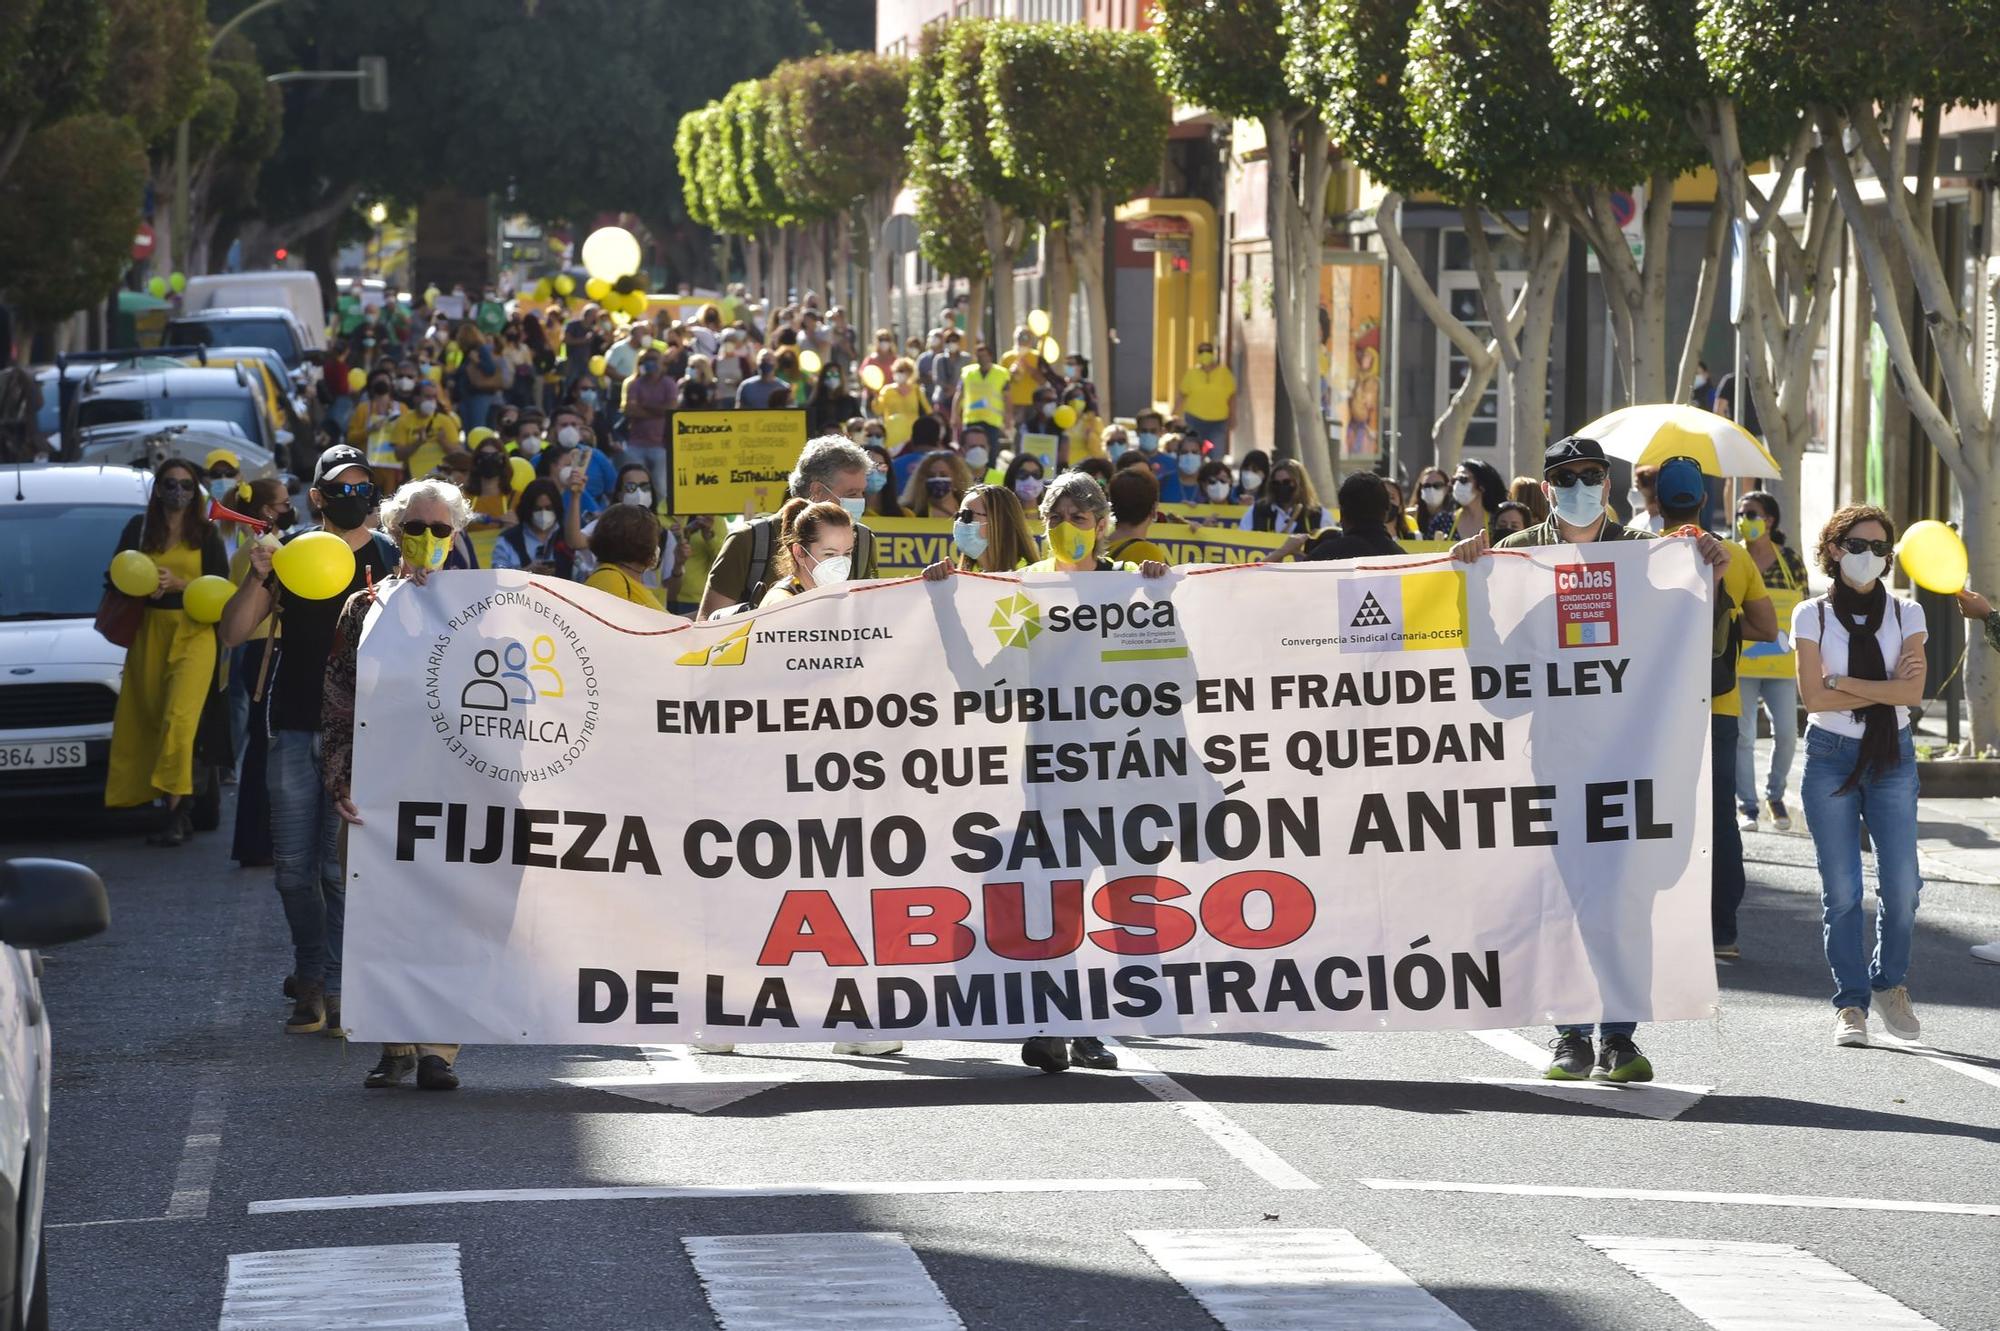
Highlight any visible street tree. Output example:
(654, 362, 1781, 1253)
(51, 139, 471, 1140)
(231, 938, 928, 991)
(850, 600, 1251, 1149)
(0, 113, 148, 342)
(0, 0, 110, 186)
(913, 167, 992, 345)
(982, 22, 1167, 411)
(1155, 0, 1336, 496)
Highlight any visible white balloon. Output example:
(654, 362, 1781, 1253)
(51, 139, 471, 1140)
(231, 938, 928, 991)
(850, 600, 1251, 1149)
(581, 226, 642, 281)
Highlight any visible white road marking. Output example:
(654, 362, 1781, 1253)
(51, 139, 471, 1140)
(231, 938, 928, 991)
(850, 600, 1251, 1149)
(166, 1077, 226, 1218)
(1361, 1179, 2000, 1218)
(1129, 1228, 1474, 1330)
(685, 1232, 963, 1330)
(554, 1044, 802, 1113)
(1107, 1040, 1320, 1190)
(218, 1243, 468, 1329)
(1896, 1042, 2000, 1092)
(1582, 1235, 1944, 1329)
(248, 1176, 1206, 1215)
(1461, 1076, 1715, 1120)
(1470, 1028, 1554, 1068)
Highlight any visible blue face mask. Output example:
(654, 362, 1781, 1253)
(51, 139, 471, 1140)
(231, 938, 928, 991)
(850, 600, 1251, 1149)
(865, 469, 888, 494)
(1551, 483, 1605, 528)
(1137, 432, 1159, 453)
(1177, 453, 1201, 476)
(952, 518, 989, 560)
(579, 389, 600, 406)
(1108, 441, 1127, 461)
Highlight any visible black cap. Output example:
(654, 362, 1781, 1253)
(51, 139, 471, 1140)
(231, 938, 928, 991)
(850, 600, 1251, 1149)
(1543, 435, 1607, 473)
(314, 445, 371, 486)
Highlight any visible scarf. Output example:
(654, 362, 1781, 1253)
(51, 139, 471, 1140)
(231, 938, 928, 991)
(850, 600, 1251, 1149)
(1829, 577, 1899, 793)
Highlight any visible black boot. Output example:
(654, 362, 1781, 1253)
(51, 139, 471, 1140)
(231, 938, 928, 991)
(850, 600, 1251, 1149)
(146, 806, 191, 847)
(323, 994, 342, 1036)
(1068, 1036, 1119, 1070)
(1021, 1036, 1070, 1074)
(416, 1055, 460, 1091)
(285, 980, 326, 1035)
(364, 1050, 416, 1088)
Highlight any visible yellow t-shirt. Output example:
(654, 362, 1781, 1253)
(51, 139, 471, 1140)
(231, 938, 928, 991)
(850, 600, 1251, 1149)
(959, 366, 1009, 427)
(585, 566, 664, 610)
(1180, 364, 1237, 420)
(466, 491, 511, 566)
(1104, 536, 1170, 564)
(875, 383, 927, 450)
(390, 409, 463, 482)
(1024, 556, 1139, 573)
(1001, 350, 1041, 406)
(1714, 538, 1770, 718)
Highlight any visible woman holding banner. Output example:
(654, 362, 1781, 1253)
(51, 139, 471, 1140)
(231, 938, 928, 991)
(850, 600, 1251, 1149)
(921, 483, 1038, 580)
(323, 477, 475, 1091)
(758, 499, 860, 610)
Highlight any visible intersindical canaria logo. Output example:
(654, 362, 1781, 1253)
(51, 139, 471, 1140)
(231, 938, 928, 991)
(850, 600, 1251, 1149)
(990, 591, 1043, 648)
(676, 619, 753, 667)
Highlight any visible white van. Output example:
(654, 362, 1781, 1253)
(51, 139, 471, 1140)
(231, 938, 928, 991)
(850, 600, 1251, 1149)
(181, 271, 327, 350)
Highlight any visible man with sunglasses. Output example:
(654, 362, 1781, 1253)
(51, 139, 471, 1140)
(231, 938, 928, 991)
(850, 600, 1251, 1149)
(220, 445, 401, 1038)
(1452, 438, 1733, 1084)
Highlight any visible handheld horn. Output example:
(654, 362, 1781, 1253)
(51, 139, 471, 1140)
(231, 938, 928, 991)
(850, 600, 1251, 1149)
(207, 498, 270, 531)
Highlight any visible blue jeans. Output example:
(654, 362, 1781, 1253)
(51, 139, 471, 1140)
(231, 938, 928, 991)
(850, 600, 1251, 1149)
(1801, 726, 1921, 1011)
(1734, 675, 1798, 812)
(1711, 713, 1746, 946)
(1183, 414, 1227, 454)
(267, 729, 345, 994)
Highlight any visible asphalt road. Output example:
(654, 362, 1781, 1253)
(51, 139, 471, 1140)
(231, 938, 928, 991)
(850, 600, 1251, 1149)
(14, 797, 2000, 1331)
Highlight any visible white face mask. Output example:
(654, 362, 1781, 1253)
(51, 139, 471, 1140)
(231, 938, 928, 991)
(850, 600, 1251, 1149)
(1450, 479, 1476, 507)
(1204, 480, 1230, 502)
(530, 509, 558, 532)
(634, 334, 651, 348)
(1238, 470, 1263, 492)
(963, 446, 989, 470)
(418, 399, 438, 417)
(1627, 487, 1647, 513)
(396, 376, 416, 393)
(1840, 549, 1886, 587)
(809, 552, 852, 586)
(1420, 483, 1445, 506)
(622, 487, 654, 507)
(556, 425, 582, 448)
(516, 432, 541, 457)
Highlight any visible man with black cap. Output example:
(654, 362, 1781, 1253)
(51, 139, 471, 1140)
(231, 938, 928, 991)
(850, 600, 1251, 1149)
(220, 445, 400, 1037)
(1452, 437, 1734, 1084)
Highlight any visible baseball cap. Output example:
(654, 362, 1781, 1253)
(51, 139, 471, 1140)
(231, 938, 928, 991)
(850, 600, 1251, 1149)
(314, 444, 371, 487)
(1655, 455, 1708, 509)
(1543, 435, 1607, 473)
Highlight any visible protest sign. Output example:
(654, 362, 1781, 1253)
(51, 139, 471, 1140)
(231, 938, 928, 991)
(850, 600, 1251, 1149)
(668, 410, 805, 514)
(344, 543, 1716, 1044)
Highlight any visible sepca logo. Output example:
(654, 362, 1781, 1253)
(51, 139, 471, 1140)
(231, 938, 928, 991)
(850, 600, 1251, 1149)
(676, 620, 753, 667)
(460, 636, 566, 712)
(990, 592, 1043, 649)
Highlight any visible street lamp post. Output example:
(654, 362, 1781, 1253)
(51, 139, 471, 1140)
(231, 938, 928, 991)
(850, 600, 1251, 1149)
(171, 0, 292, 274)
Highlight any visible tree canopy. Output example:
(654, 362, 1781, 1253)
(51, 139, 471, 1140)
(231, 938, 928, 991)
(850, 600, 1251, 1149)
(0, 112, 148, 328)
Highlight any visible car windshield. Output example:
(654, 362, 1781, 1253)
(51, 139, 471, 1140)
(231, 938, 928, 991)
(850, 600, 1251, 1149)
(77, 394, 262, 441)
(0, 502, 141, 619)
(167, 317, 301, 367)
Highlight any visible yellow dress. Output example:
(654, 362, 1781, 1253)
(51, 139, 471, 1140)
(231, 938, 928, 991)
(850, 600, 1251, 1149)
(585, 566, 664, 610)
(106, 543, 217, 806)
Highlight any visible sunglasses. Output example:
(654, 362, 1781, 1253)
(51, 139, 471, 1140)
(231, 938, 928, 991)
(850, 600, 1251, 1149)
(156, 479, 197, 496)
(1548, 468, 1607, 489)
(326, 481, 378, 499)
(954, 509, 986, 524)
(621, 481, 651, 493)
(401, 521, 453, 539)
(209, 468, 239, 481)
(1839, 536, 1893, 558)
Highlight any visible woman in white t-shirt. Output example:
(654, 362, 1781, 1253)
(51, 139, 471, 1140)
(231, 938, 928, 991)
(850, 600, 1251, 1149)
(1793, 505, 1927, 1051)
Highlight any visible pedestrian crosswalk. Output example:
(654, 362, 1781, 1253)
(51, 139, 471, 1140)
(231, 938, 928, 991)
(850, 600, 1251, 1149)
(216, 1229, 1952, 1329)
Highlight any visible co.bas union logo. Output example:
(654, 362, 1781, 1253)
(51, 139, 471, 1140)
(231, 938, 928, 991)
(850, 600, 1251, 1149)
(425, 587, 601, 784)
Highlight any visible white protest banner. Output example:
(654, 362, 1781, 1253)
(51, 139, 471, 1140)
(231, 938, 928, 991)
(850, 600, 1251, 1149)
(343, 544, 1717, 1045)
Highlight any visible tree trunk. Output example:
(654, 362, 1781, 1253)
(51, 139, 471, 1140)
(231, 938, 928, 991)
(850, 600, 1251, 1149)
(0, 120, 31, 191)
(962, 273, 987, 355)
(865, 189, 893, 347)
(1265, 109, 1335, 501)
(980, 201, 1017, 354)
(1373, 192, 1504, 473)
(745, 233, 764, 304)
(836, 211, 854, 314)
(1069, 188, 1112, 414)
(769, 227, 791, 305)
(1466, 205, 1568, 477)
(1966, 495, 2000, 755)
(1046, 220, 1073, 350)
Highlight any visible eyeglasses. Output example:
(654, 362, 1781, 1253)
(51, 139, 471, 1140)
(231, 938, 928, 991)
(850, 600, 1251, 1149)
(1548, 468, 1607, 489)
(401, 521, 453, 538)
(1840, 536, 1893, 557)
(326, 482, 377, 500)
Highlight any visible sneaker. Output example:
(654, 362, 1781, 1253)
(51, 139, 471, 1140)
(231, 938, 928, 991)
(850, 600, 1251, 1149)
(1594, 1034, 1654, 1083)
(1021, 1035, 1070, 1074)
(364, 1051, 416, 1088)
(832, 1041, 904, 1056)
(1767, 799, 1792, 832)
(690, 1041, 737, 1053)
(284, 980, 326, 1035)
(1835, 1006, 1869, 1046)
(1972, 941, 2000, 965)
(1713, 942, 1741, 960)
(416, 1055, 460, 1090)
(1738, 808, 1759, 832)
(1544, 1031, 1594, 1080)
(1068, 1036, 1119, 1070)
(1874, 986, 1920, 1041)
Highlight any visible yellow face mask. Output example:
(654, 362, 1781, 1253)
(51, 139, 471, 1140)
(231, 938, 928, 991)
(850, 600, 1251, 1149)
(1048, 520, 1097, 564)
(399, 531, 450, 571)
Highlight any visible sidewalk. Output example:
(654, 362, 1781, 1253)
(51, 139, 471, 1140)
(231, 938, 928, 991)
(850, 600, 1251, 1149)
(1743, 721, 2000, 887)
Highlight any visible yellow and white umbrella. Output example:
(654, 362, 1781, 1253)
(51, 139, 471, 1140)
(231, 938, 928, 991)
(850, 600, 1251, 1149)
(1578, 403, 1782, 478)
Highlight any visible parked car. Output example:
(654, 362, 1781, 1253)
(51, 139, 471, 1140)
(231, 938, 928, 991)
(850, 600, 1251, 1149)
(0, 857, 111, 1331)
(181, 271, 327, 350)
(183, 346, 313, 441)
(163, 306, 317, 371)
(65, 363, 292, 471)
(34, 353, 192, 458)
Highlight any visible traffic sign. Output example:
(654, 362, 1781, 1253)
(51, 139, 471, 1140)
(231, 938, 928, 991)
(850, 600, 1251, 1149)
(132, 223, 155, 261)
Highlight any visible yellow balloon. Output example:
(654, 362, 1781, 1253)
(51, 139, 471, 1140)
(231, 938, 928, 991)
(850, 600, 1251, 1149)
(182, 575, 233, 625)
(1040, 336, 1061, 363)
(1897, 519, 1968, 593)
(271, 531, 358, 601)
(1052, 405, 1078, 430)
(1027, 309, 1051, 338)
(508, 456, 536, 492)
(588, 355, 608, 377)
(860, 364, 886, 391)
(585, 277, 611, 301)
(346, 367, 368, 392)
(798, 348, 823, 376)
(110, 549, 158, 598)
(623, 290, 650, 316)
(531, 278, 553, 302)
(147, 276, 168, 299)
(554, 274, 575, 296)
